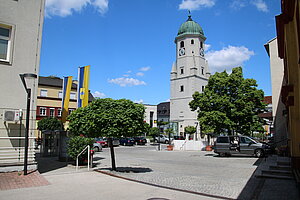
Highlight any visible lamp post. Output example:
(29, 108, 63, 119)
(19, 73, 37, 175)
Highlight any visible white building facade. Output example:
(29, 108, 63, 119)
(170, 15, 210, 136)
(0, 0, 45, 171)
(144, 104, 157, 128)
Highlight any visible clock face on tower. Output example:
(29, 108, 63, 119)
(199, 48, 204, 57)
(179, 48, 185, 56)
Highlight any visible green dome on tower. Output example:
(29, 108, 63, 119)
(177, 15, 204, 37)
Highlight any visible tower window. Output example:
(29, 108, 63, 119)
(200, 41, 203, 48)
(180, 67, 184, 74)
(201, 67, 204, 75)
(202, 86, 205, 92)
(180, 85, 184, 92)
(180, 41, 184, 48)
(191, 39, 194, 44)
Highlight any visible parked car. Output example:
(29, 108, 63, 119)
(95, 138, 108, 148)
(106, 138, 120, 147)
(119, 137, 135, 146)
(134, 136, 147, 145)
(174, 136, 185, 140)
(93, 142, 102, 152)
(155, 134, 171, 144)
(214, 135, 271, 157)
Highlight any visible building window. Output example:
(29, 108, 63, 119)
(68, 109, 75, 115)
(201, 67, 204, 75)
(39, 107, 46, 116)
(0, 24, 12, 63)
(191, 39, 194, 44)
(57, 108, 62, 117)
(180, 85, 184, 92)
(200, 41, 203, 48)
(180, 67, 184, 74)
(40, 89, 47, 97)
(70, 92, 76, 100)
(49, 108, 55, 117)
(58, 91, 63, 99)
(180, 41, 184, 48)
(202, 86, 205, 92)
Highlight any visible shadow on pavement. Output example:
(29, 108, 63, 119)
(237, 156, 300, 200)
(99, 167, 152, 173)
(36, 153, 69, 174)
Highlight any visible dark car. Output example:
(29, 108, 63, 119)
(214, 135, 271, 157)
(134, 137, 147, 145)
(119, 138, 135, 146)
(174, 136, 185, 140)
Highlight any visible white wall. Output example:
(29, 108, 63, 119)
(0, 0, 45, 171)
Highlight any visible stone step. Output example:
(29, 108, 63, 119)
(269, 165, 292, 171)
(262, 169, 293, 176)
(256, 174, 294, 180)
(277, 161, 291, 166)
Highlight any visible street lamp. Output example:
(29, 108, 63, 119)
(19, 73, 37, 175)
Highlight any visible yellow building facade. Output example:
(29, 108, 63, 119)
(276, 0, 300, 169)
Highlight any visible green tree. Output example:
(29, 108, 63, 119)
(189, 67, 266, 136)
(184, 126, 196, 135)
(148, 127, 160, 142)
(67, 98, 147, 170)
(37, 117, 63, 131)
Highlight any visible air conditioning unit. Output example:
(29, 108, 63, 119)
(3, 110, 20, 121)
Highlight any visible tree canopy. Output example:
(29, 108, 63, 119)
(189, 67, 266, 136)
(37, 117, 63, 131)
(184, 126, 196, 135)
(67, 98, 147, 138)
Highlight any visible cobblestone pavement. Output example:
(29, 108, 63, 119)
(94, 145, 260, 199)
(0, 170, 49, 190)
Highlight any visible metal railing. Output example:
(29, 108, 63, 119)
(76, 145, 91, 171)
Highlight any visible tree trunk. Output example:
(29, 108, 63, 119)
(108, 137, 116, 171)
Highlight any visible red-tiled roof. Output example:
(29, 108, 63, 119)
(263, 96, 272, 104)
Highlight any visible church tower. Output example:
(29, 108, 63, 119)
(170, 14, 210, 136)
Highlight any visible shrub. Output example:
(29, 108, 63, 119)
(67, 136, 94, 161)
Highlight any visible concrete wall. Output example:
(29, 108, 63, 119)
(266, 38, 288, 146)
(0, 0, 45, 171)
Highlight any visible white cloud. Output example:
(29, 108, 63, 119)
(92, 91, 106, 98)
(230, 0, 247, 10)
(139, 66, 151, 72)
(204, 44, 211, 51)
(251, 0, 268, 12)
(179, 0, 215, 11)
(136, 72, 144, 77)
(45, 0, 109, 17)
(206, 45, 254, 73)
(108, 77, 146, 87)
(134, 99, 144, 104)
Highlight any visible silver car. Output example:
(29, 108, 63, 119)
(214, 135, 270, 157)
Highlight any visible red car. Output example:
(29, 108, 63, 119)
(95, 138, 108, 148)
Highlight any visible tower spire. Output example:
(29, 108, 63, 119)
(187, 10, 192, 21)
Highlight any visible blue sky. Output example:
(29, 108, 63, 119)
(40, 0, 281, 105)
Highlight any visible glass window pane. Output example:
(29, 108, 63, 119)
(58, 91, 63, 99)
(70, 92, 76, 100)
(0, 27, 9, 37)
(0, 39, 8, 60)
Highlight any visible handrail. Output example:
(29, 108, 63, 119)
(180, 140, 188, 150)
(76, 145, 90, 171)
(0, 137, 36, 139)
